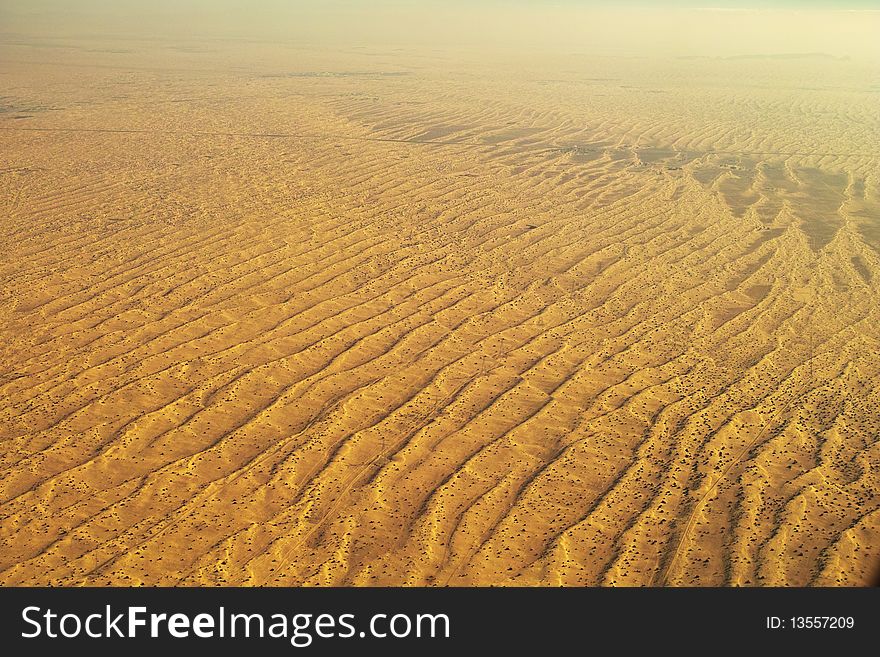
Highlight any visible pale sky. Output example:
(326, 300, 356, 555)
(1, 1, 878, 59)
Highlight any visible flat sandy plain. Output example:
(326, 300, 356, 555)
(1, 39, 879, 586)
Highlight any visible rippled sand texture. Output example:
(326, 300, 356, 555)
(1, 44, 879, 586)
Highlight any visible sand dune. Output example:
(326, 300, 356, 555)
(1, 41, 879, 586)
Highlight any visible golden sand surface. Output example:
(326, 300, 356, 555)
(1, 41, 879, 586)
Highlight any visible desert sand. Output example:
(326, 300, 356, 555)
(1, 38, 879, 586)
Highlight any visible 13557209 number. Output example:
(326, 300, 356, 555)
(790, 617, 854, 629)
